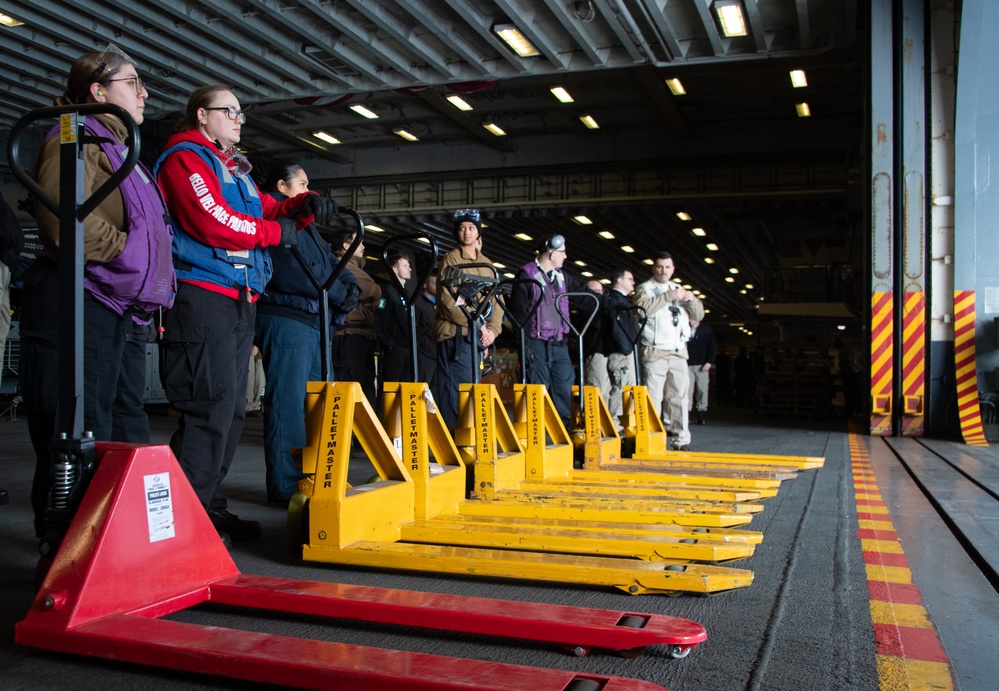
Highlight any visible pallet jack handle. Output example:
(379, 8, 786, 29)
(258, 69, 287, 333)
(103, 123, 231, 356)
(554, 291, 600, 424)
(626, 305, 649, 386)
(6, 103, 141, 555)
(285, 208, 364, 382)
(439, 262, 501, 384)
(380, 232, 439, 382)
(494, 278, 544, 385)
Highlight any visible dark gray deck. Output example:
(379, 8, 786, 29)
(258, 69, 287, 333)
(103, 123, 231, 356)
(1, 405, 996, 690)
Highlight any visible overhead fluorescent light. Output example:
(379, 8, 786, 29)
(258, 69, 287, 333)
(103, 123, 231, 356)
(665, 78, 686, 96)
(795, 102, 811, 117)
(494, 262, 506, 269)
(692, 227, 706, 237)
(503, 272, 516, 278)
(349, 104, 379, 119)
(642, 258, 654, 266)
(682, 284, 692, 290)
(574, 260, 587, 267)
(714, 1, 748, 38)
(483, 122, 506, 136)
(364, 225, 385, 233)
(573, 215, 593, 225)
(740, 290, 748, 295)
(729, 267, 740, 274)
(706, 243, 719, 251)
(725, 277, 735, 283)
(313, 131, 341, 145)
(790, 70, 808, 88)
(704, 257, 715, 264)
(581, 271, 594, 278)
(745, 283, 754, 289)
(621, 245, 635, 253)
(446, 94, 473, 111)
(550, 86, 574, 103)
(514, 232, 533, 241)
(0, 12, 24, 27)
(493, 23, 540, 57)
(598, 230, 615, 239)
(837, 324, 847, 331)
(417, 237, 431, 243)
(676, 211, 692, 221)
(579, 115, 599, 129)
(393, 128, 419, 142)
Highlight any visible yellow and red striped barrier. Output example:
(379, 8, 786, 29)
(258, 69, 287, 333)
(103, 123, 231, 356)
(953, 291, 987, 446)
(900, 292, 925, 436)
(871, 292, 894, 436)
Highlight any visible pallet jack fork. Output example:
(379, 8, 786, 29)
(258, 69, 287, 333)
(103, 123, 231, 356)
(17, 442, 695, 690)
(296, 380, 753, 593)
(621, 386, 825, 472)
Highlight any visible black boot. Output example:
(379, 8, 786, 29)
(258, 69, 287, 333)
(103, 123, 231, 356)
(696, 410, 705, 425)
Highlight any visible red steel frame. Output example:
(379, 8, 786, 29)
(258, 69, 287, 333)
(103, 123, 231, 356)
(16, 442, 705, 690)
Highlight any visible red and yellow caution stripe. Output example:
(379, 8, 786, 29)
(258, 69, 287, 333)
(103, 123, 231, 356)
(900, 292, 925, 436)
(850, 435, 953, 690)
(871, 292, 894, 436)
(953, 291, 987, 446)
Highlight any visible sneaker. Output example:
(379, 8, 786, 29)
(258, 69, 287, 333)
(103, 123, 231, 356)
(208, 509, 262, 541)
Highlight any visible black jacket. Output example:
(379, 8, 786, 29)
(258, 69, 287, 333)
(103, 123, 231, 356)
(686, 322, 716, 366)
(375, 277, 411, 352)
(602, 288, 639, 355)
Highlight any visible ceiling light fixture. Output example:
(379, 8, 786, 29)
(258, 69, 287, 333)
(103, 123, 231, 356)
(514, 232, 533, 241)
(313, 131, 341, 145)
(494, 262, 506, 269)
(796, 102, 811, 117)
(790, 69, 808, 88)
(729, 267, 740, 274)
(725, 277, 735, 283)
(493, 23, 540, 57)
(692, 227, 706, 237)
(714, 0, 748, 37)
(483, 122, 507, 136)
(503, 272, 515, 278)
(579, 115, 599, 129)
(349, 104, 379, 119)
(598, 230, 615, 239)
(364, 225, 385, 233)
(581, 271, 594, 277)
(446, 94, 473, 111)
(665, 78, 686, 96)
(621, 245, 635, 253)
(393, 128, 418, 142)
(745, 283, 754, 289)
(0, 12, 24, 27)
(642, 258, 654, 266)
(706, 243, 719, 251)
(574, 260, 588, 267)
(550, 86, 574, 103)
(676, 211, 692, 221)
(573, 215, 593, 225)
(704, 257, 715, 264)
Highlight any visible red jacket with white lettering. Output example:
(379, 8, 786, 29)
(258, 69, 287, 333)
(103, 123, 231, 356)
(155, 129, 308, 300)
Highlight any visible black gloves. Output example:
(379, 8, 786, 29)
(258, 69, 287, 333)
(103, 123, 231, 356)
(339, 282, 361, 313)
(277, 217, 299, 247)
(300, 194, 338, 226)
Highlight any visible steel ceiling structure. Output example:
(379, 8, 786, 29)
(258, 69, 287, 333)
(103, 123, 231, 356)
(0, 0, 864, 326)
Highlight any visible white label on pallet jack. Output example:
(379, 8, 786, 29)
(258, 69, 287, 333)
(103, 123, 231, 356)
(144, 472, 175, 543)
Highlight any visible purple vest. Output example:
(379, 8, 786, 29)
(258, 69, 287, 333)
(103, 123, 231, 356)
(522, 261, 569, 341)
(48, 117, 176, 321)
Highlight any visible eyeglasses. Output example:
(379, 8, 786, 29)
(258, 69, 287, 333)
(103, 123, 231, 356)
(107, 76, 146, 95)
(453, 208, 481, 223)
(205, 106, 247, 124)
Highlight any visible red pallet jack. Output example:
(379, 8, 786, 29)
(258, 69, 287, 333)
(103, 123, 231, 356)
(9, 105, 704, 690)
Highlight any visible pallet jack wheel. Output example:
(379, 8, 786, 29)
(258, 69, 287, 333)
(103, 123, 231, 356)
(286, 492, 309, 552)
(667, 644, 692, 659)
(615, 615, 647, 659)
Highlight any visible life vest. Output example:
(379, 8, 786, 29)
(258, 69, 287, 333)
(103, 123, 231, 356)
(48, 116, 177, 320)
(154, 141, 271, 296)
(522, 260, 570, 341)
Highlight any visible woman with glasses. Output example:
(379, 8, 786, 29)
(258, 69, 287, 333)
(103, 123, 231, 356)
(153, 85, 334, 544)
(22, 45, 177, 540)
(432, 209, 504, 428)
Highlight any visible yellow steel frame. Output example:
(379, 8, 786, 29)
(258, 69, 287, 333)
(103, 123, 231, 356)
(296, 381, 755, 593)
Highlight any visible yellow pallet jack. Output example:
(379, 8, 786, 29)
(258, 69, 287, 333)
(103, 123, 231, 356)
(619, 386, 825, 472)
(295, 380, 754, 594)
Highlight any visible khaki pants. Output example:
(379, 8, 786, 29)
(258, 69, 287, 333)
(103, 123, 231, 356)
(584, 352, 611, 403)
(641, 347, 690, 446)
(606, 352, 635, 431)
(687, 365, 710, 412)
